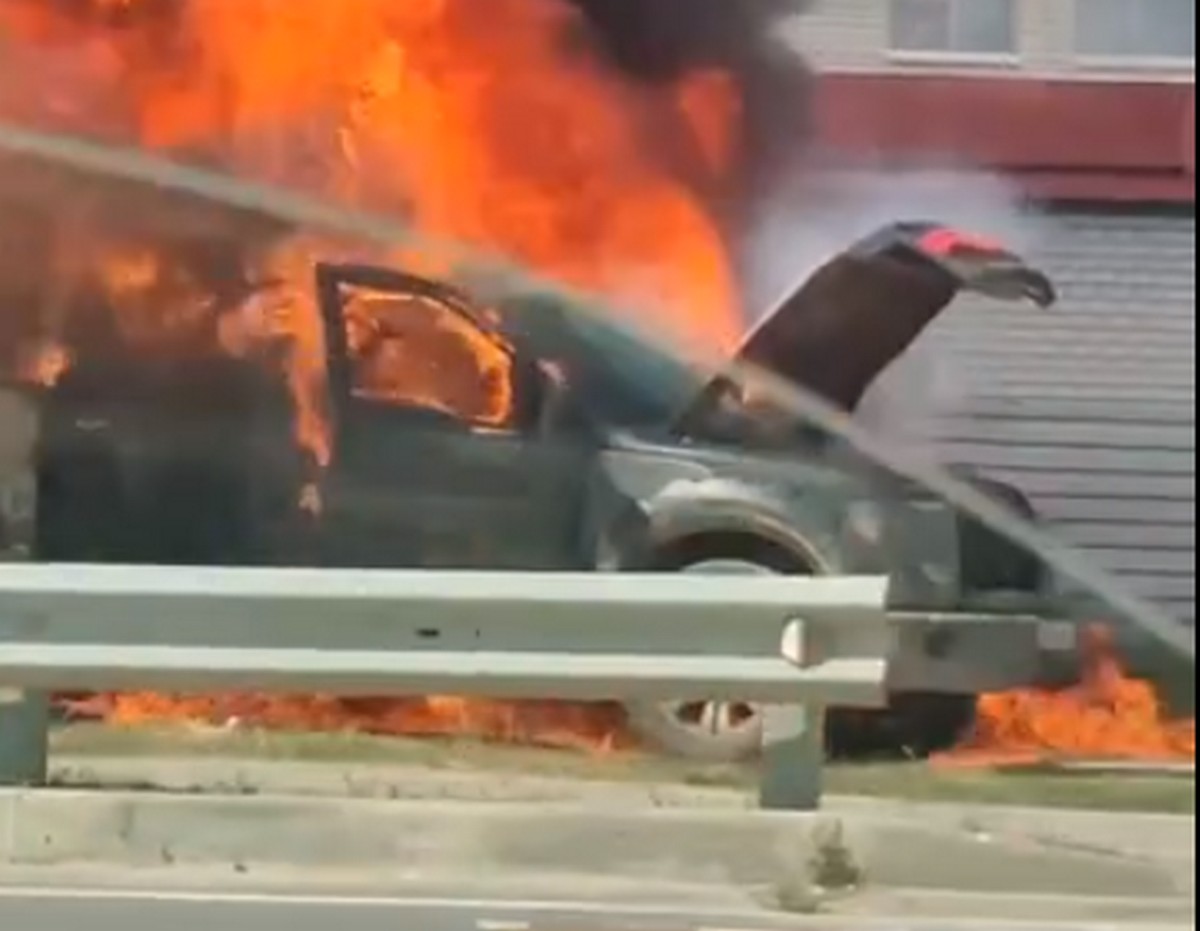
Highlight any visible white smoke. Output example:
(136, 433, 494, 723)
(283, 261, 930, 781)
(741, 166, 1050, 460)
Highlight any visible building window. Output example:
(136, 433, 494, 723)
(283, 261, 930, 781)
(1075, 0, 1195, 60)
(890, 0, 1016, 55)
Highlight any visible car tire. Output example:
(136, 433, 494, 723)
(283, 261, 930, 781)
(893, 691, 978, 756)
(824, 691, 977, 759)
(622, 558, 776, 763)
(621, 558, 982, 763)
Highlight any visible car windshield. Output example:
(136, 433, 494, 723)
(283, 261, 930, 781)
(551, 297, 710, 428)
(494, 290, 827, 439)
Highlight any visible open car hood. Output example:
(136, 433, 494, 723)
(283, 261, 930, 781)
(699, 221, 1056, 420)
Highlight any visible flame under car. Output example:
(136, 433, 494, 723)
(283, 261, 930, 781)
(14, 220, 1083, 761)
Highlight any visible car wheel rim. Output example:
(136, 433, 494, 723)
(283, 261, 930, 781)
(665, 699, 761, 737)
(658, 558, 776, 744)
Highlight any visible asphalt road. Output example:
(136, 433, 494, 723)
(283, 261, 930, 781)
(1, 886, 802, 931)
(0, 885, 1189, 931)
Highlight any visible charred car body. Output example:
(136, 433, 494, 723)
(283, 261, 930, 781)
(0, 147, 1075, 758)
(1, 206, 1080, 760)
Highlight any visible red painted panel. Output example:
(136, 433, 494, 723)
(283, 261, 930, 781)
(1183, 86, 1196, 178)
(1016, 171, 1196, 203)
(815, 74, 1194, 177)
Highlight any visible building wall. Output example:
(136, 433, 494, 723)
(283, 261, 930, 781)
(922, 208, 1196, 623)
(783, 0, 1195, 82)
(810, 75, 1195, 202)
(782, 4, 1195, 623)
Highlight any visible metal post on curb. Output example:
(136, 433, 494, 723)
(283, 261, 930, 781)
(0, 688, 49, 786)
(1, 383, 44, 787)
(758, 703, 826, 811)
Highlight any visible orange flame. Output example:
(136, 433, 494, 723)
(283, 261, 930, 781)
(60, 692, 633, 753)
(16, 341, 73, 386)
(342, 286, 514, 426)
(0, 0, 741, 336)
(938, 625, 1195, 768)
(2, 0, 743, 748)
(674, 68, 743, 184)
(3, 0, 742, 456)
(10, 4, 1191, 766)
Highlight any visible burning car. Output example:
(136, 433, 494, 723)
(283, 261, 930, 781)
(4, 196, 1079, 760)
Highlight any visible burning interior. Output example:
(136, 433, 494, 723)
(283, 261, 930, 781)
(0, 0, 816, 482)
(0, 0, 812, 753)
(0, 0, 1193, 763)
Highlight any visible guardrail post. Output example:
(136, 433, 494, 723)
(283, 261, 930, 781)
(758, 702, 826, 811)
(0, 689, 49, 786)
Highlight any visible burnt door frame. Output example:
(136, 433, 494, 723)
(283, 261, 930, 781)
(314, 262, 593, 570)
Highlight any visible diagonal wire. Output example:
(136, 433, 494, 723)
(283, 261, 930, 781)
(1, 118, 1193, 663)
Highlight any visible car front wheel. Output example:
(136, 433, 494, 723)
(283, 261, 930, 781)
(620, 558, 980, 762)
(622, 558, 775, 763)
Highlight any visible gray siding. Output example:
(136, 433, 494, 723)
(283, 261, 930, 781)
(924, 211, 1196, 622)
(782, 0, 1195, 81)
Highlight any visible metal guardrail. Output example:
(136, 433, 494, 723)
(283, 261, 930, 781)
(0, 564, 892, 810)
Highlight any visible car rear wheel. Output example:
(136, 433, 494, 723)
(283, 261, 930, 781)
(622, 558, 775, 763)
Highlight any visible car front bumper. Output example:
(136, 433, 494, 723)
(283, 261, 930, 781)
(885, 609, 1082, 695)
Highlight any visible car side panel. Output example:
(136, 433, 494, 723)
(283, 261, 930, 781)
(589, 444, 852, 574)
(322, 407, 595, 570)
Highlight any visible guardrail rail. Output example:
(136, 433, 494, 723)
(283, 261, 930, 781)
(0, 564, 892, 810)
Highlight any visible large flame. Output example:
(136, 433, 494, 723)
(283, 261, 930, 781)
(4, 2, 1194, 764)
(1, 0, 742, 459)
(0, 0, 741, 336)
(939, 625, 1195, 768)
(1, 0, 741, 749)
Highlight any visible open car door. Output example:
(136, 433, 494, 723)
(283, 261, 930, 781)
(728, 221, 1057, 415)
(314, 262, 593, 570)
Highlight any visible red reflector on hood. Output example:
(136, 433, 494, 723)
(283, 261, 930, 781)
(918, 227, 1008, 257)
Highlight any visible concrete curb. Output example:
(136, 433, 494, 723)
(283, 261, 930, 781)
(49, 754, 1199, 873)
(0, 787, 1187, 902)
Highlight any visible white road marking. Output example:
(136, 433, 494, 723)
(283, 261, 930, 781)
(0, 884, 778, 923)
(0, 885, 1187, 929)
(698, 924, 1189, 931)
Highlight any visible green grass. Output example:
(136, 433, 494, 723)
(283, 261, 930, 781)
(48, 722, 1196, 814)
(827, 760, 1195, 814)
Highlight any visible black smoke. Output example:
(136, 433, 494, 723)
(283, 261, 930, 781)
(564, 0, 810, 76)
(563, 2, 815, 171)
(561, 0, 817, 275)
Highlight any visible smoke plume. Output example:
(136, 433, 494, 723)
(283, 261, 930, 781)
(565, 0, 817, 214)
(743, 166, 1051, 454)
